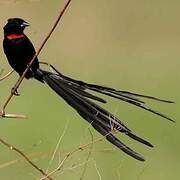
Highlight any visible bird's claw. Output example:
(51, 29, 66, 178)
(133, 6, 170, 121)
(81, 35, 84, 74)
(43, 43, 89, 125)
(0, 110, 5, 118)
(11, 87, 20, 96)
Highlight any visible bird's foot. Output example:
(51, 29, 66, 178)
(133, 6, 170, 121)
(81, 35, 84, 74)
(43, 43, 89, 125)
(0, 110, 5, 117)
(11, 87, 20, 96)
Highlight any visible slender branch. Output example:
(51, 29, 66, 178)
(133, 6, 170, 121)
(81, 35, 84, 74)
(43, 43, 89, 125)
(41, 131, 113, 180)
(0, 151, 49, 169)
(46, 119, 70, 174)
(0, 0, 72, 117)
(0, 0, 72, 178)
(0, 70, 14, 81)
(80, 128, 94, 180)
(94, 161, 102, 180)
(0, 137, 53, 180)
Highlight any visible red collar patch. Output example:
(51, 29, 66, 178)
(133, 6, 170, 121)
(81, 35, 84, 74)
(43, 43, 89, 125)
(7, 34, 25, 40)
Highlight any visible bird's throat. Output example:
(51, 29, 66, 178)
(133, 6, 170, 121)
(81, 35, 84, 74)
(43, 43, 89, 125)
(7, 34, 25, 40)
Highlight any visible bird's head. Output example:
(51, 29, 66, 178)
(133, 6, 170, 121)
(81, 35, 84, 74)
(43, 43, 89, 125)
(4, 18, 29, 36)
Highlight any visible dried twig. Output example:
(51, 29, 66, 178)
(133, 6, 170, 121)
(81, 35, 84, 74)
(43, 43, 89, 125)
(0, 151, 49, 169)
(0, 148, 114, 170)
(0, 0, 72, 118)
(80, 128, 94, 180)
(54, 159, 93, 178)
(0, 70, 14, 81)
(46, 119, 70, 174)
(94, 160, 102, 180)
(0, 137, 52, 180)
(0, 0, 72, 179)
(41, 131, 112, 180)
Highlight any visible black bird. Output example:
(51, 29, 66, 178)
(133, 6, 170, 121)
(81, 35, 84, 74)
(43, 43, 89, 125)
(3, 18, 174, 161)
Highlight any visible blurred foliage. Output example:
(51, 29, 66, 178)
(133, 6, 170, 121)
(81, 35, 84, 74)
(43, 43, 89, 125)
(0, 0, 179, 179)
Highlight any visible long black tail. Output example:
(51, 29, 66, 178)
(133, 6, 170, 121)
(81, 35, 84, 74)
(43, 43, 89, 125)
(36, 68, 174, 161)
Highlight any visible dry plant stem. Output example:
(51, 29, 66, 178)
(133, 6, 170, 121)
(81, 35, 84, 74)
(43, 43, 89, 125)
(42, 132, 112, 180)
(0, 0, 72, 116)
(46, 119, 70, 174)
(0, 0, 71, 179)
(0, 70, 14, 81)
(0, 151, 49, 169)
(80, 129, 94, 180)
(0, 137, 53, 180)
(94, 161, 102, 180)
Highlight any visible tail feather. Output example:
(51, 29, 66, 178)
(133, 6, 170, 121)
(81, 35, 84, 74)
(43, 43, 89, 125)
(126, 131, 153, 147)
(41, 71, 155, 161)
(47, 68, 174, 122)
(66, 82, 106, 103)
(37, 68, 173, 161)
(44, 74, 129, 133)
(115, 90, 174, 103)
(79, 98, 153, 148)
(76, 84, 174, 122)
(52, 70, 172, 103)
(91, 122, 145, 161)
(87, 88, 174, 122)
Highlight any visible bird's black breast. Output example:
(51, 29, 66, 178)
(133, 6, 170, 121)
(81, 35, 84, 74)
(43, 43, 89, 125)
(3, 35, 39, 78)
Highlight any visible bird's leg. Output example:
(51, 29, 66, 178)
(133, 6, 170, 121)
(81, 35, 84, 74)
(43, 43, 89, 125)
(11, 86, 20, 96)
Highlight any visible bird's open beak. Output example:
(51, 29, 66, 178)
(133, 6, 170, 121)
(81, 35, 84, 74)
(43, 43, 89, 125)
(21, 21, 30, 27)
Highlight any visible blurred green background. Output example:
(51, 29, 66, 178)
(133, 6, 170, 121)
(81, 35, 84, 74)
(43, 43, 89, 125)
(0, 0, 179, 179)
